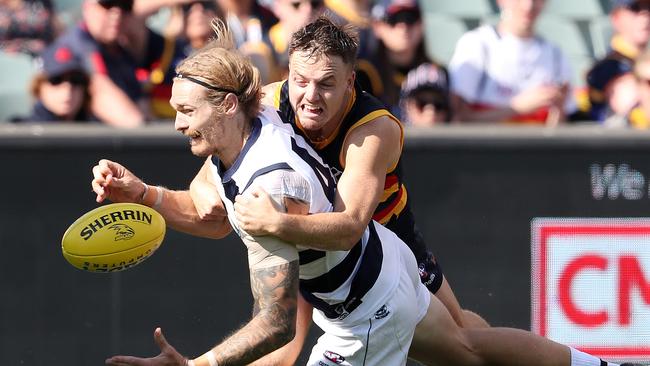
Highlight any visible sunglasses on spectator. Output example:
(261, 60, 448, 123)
(626, 2, 650, 12)
(182, 0, 219, 13)
(97, 0, 133, 12)
(48, 72, 88, 86)
(290, 0, 324, 10)
(386, 10, 421, 26)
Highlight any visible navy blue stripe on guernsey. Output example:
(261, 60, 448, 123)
(242, 163, 293, 193)
(212, 118, 262, 182)
(289, 138, 336, 205)
(222, 180, 240, 202)
(300, 240, 362, 293)
(300, 221, 383, 319)
(298, 249, 326, 264)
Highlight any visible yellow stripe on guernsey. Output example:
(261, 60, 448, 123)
(376, 186, 408, 225)
(273, 82, 284, 109)
(381, 179, 399, 202)
(339, 110, 404, 172)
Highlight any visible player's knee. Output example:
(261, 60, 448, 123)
(455, 329, 489, 366)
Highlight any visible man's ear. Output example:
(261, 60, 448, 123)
(348, 70, 356, 90)
(223, 93, 239, 115)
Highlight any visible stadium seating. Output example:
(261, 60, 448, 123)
(422, 13, 469, 65)
(569, 54, 596, 88)
(0, 52, 37, 121)
(52, 0, 83, 11)
(535, 14, 593, 58)
(53, 0, 83, 27)
(146, 7, 172, 35)
(543, 0, 605, 19)
(589, 15, 614, 59)
(419, 0, 495, 19)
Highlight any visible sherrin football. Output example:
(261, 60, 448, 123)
(61, 203, 166, 272)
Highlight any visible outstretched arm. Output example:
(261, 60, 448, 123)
(247, 280, 313, 366)
(105, 259, 300, 366)
(91, 159, 231, 239)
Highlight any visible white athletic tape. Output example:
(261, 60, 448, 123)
(206, 350, 218, 366)
(153, 186, 163, 210)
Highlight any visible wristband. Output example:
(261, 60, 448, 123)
(205, 350, 218, 366)
(139, 183, 148, 204)
(153, 186, 164, 210)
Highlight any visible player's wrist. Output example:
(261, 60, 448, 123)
(141, 183, 164, 210)
(190, 350, 218, 366)
(139, 182, 148, 204)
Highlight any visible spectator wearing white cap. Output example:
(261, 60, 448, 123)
(400, 62, 451, 126)
(449, 0, 576, 125)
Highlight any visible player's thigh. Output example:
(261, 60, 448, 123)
(409, 294, 482, 366)
(307, 259, 425, 366)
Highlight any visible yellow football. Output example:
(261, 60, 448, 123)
(61, 203, 166, 272)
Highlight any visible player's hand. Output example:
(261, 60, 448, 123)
(105, 327, 189, 366)
(91, 159, 145, 204)
(234, 187, 282, 236)
(189, 171, 226, 221)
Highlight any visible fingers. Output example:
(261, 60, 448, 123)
(153, 327, 170, 351)
(105, 355, 145, 366)
(92, 161, 117, 202)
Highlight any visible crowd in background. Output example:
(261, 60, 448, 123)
(1, 0, 650, 128)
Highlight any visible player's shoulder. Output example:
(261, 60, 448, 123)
(345, 113, 402, 146)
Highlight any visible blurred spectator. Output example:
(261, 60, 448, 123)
(324, 0, 374, 57)
(359, 0, 434, 117)
(0, 0, 58, 57)
(21, 44, 91, 122)
(586, 58, 638, 124)
(586, 0, 650, 122)
(400, 63, 451, 126)
(268, 0, 326, 79)
(449, 0, 576, 125)
(216, 0, 277, 48)
(50, 0, 146, 127)
(623, 50, 650, 128)
(132, 0, 194, 18)
(140, 1, 225, 118)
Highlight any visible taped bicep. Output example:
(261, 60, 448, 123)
(242, 169, 311, 269)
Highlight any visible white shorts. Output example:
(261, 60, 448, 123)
(306, 241, 431, 366)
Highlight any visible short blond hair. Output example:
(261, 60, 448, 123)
(176, 19, 262, 119)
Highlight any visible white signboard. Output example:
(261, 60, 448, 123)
(531, 218, 650, 361)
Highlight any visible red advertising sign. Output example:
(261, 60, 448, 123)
(532, 219, 650, 361)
